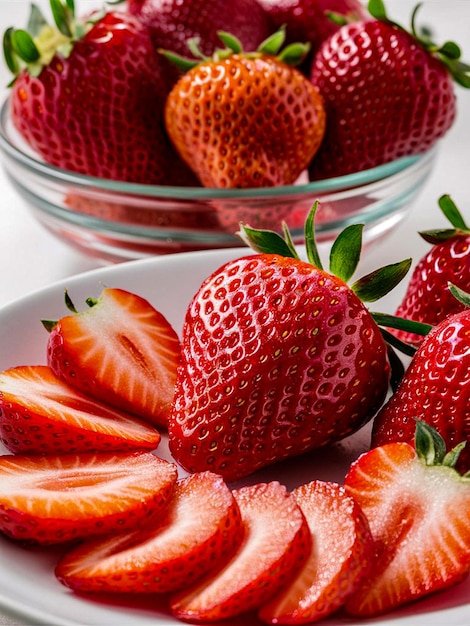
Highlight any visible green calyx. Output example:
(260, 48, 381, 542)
(415, 420, 469, 478)
(419, 194, 470, 244)
(237, 202, 432, 361)
(3, 0, 97, 79)
(41, 289, 98, 331)
(159, 27, 310, 73)
(367, 0, 470, 88)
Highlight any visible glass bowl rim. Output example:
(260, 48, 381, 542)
(0, 95, 430, 201)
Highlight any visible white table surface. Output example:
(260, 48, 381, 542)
(0, 1, 469, 625)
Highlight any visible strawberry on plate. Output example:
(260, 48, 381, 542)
(168, 205, 421, 482)
(169, 481, 311, 622)
(393, 194, 470, 346)
(56, 472, 244, 594)
(259, 479, 374, 624)
(163, 29, 326, 189)
(44, 287, 180, 428)
(0, 451, 177, 545)
(344, 420, 470, 617)
(309, 0, 470, 179)
(372, 289, 470, 472)
(4, 0, 196, 185)
(0, 365, 161, 454)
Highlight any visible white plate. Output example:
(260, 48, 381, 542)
(0, 247, 469, 626)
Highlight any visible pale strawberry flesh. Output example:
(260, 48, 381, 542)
(170, 481, 311, 621)
(47, 288, 181, 428)
(259, 480, 374, 623)
(0, 365, 161, 454)
(344, 443, 470, 616)
(56, 471, 244, 594)
(0, 451, 177, 545)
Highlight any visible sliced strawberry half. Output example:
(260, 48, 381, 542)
(45, 288, 181, 428)
(0, 365, 161, 454)
(0, 451, 177, 545)
(344, 421, 470, 617)
(259, 480, 374, 624)
(169, 481, 311, 622)
(56, 471, 244, 594)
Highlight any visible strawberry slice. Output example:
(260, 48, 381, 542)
(0, 451, 177, 545)
(45, 288, 181, 428)
(258, 480, 374, 624)
(344, 421, 470, 617)
(169, 481, 311, 622)
(56, 471, 244, 594)
(0, 365, 161, 454)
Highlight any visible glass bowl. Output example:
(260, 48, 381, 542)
(0, 97, 437, 263)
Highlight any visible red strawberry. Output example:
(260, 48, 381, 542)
(308, 1, 469, 179)
(168, 206, 414, 482)
(55, 472, 244, 594)
(45, 287, 180, 428)
(169, 481, 311, 622)
(4, 2, 196, 185)
(0, 451, 177, 545)
(372, 298, 470, 472)
(163, 30, 326, 189)
(259, 480, 374, 624)
(256, 0, 368, 67)
(393, 194, 470, 346)
(344, 421, 470, 617)
(128, 0, 272, 85)
(0, 365, 161, 454)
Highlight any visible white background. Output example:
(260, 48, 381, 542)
(0, 1, 469, 624)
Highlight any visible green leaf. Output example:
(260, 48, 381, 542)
(158, 48, 199, 72)
(448, 282, 470, 307)
(415, 419, 447, 465)
(41, 318, 57, 332)
(257, 28, 286, 56)
(50, 0, 73, 37)
(419, 228, 461, 244)
(304, 203, 323, 270)
(3, 28, 18, 74)
(439, 40, 461, 61)
(216, 31, 243, 54)
(379, 327, 417, 358)
(277, 42, 310, 67)
(27, 4, 49, 38)
(64, 289, 78, 313)
(11, 29, 40, 63)
(370, 312, 432, 336)
(443, 441, 466, 468)
(367, 0, 389, 21)
(438, 194, 468, 230)
(237, 223, 299, 258)
(329, 223, 363, 283)
(351, 258, 411, 302)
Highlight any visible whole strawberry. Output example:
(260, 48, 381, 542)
(372, 290, 470, 473)
(4, 1, 196, 185)
(128, 0, 272, 84)
(309, 0, 470, 179)
(163, 30, 326, 189)
(256, 0, 368, 69)
(393, 194, 470, 346)
(168, 205, 414, 482)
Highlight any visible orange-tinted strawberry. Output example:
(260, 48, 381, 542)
(163, 30, 326, 189)
(44, 288, 180, 428)
(0, 451, 177, 545)
(56, 472, 244, 594)
(309, 1, 469, 179)
(168, 206, 415, 482)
